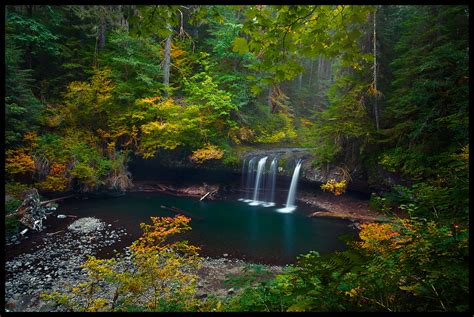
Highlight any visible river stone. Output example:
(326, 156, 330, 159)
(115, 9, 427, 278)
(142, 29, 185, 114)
(68, 217, 105, 233)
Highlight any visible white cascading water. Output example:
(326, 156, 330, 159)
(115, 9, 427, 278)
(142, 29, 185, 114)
(238, 158, 247, 201)
(262, 158, 277, 207)
(243, 157, 257, 202)
(277, 159, 302, 213)
(249, 156, 268, 206)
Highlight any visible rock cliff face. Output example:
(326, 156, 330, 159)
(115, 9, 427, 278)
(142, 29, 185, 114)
(238, 148, 365, 189)
(128, 148, 398, 194)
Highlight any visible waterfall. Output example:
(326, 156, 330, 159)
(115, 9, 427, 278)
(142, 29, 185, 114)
(249, 156, 268, 205)
(243, 157, 257, 202)
(241, 157, 247, 187)
(238, 158, 247, 201)
(277, 160, 302, 213)
(262, 158, 277, 207)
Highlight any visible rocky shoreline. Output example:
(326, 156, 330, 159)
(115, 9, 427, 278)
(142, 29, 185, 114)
(4, 215, 283, 312)
(296, 190, 384, 224)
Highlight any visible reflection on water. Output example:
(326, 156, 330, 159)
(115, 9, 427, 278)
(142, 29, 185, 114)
(57, 192, 357, 265)
(282, 214, 294, 259)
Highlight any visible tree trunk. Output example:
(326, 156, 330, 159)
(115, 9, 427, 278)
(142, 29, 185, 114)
(314, 55, 322, 108)
(119, 5, 130, 32)
(26, 5, 33, 69)
(163, 26, 172, 97)
(98, 14, 106, 50)
(373, 9, 380, 131)
(298, 69, 303, 90)
(327, 59, 332, 83)
(308, 59, 314, 87)
(268, 85, 273, 110)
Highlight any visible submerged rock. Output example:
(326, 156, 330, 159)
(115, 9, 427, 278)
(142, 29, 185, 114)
(68, 217, 105, 233)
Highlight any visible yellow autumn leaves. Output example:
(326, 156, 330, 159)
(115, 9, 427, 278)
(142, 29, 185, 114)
(190, 144, 224, 164)
(321, 179, 348, 196)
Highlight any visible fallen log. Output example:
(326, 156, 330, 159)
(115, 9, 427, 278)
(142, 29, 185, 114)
(160, 205, 203, 221)
(308, 211, 386, 222)
(140, 188, 166, 193)
(40, 195, 76, 205)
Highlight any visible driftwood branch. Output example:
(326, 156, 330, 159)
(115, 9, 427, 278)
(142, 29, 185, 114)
(200, 192, 210, 201)
(47, 230, 64, 236)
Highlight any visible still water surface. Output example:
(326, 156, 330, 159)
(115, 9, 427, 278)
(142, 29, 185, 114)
(58, 192, 357, 264)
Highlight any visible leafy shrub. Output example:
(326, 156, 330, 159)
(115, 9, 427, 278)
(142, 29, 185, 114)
(224, 217, 469, 312)
(321, 179, 348, 196)
(5, 149, 36, 177)
(190, 144, 224, 164)
(41, 215, 203, 312)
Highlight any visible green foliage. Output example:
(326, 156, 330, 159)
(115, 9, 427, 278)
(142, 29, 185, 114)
(60, 67, 115, 130)
(226, 218, 469, 312)
(5, 214, 21, 237)
(232, 37, 249, 54)
(6, 8, 60, 57)
(5, 198, 22, 215)
(375, 144, 468, 222)
(101, 29, 163, 103)
(5, 35, 43, 146)
(379, 6, 468, 181)
(301, 69, 374, 167)
(137, 97, 203, 158)
(184, 53, 238, 135)
(5, 196, 22, 237)
(5, 183, 31, 200)
(224, 264, 274, 290)
(237, 5, 374, 87)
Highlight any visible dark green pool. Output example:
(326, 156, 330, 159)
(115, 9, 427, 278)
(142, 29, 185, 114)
(57, 192, 357, 264)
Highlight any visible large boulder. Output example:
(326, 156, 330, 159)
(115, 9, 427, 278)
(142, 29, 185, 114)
(16, 189, 48, 231)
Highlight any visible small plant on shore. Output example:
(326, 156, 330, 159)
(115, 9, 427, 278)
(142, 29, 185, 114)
(321, 179, 347, 196)
(41, 215, 203, 312)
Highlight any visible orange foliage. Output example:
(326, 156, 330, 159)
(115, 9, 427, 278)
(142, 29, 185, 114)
(40, 163, 69, 191)
(141, 96, 161, 104)
(50, 163, 67, 175)
(131, 215, 200, 255)
(300, 118, 312, 127)
(23, 131, 39, 150)
(358, 222, 412, 254)
(5, 149, 36, 175)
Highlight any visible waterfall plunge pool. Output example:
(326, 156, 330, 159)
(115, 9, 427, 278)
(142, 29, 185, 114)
(56, 192, 357, 265)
